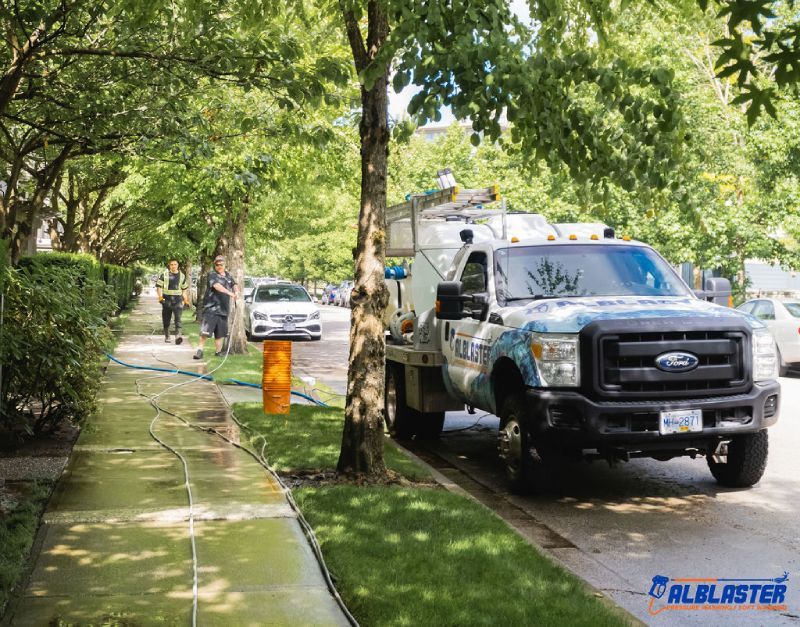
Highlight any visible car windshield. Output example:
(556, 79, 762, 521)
(254, 285, 310, 303)
(784, 302, 800, 318)
(494, 244, 691, 304)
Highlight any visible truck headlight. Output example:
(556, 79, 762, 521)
(752, 328, 778, 381)
(531, 333, 580, 387)
(253, 311, 269, 321)
(309, 310, 320, 320)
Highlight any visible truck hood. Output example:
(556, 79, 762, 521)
(497, 296, 763, 334)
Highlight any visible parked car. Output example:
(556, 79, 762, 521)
(737, 297, 800, 375)
(244, 283, 322, 341)
(243, 276, 256, 300)
(334, 280, 353, 307)
(321, 284, 337, 305)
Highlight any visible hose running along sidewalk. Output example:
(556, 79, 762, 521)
(5, 298, 352, 626)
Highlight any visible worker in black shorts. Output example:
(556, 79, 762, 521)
(194, 255, 238, 359)
(155, 259, 190, 344)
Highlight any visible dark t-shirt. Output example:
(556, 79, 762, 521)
(203, 270, 236, 315)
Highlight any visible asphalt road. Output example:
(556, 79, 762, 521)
(294, 307, 800, 625)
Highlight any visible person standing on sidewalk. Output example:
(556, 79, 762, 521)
(194, 255, 238, 359)
(155, 259, 190, 344)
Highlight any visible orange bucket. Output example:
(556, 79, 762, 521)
(263, 340, 292, 414)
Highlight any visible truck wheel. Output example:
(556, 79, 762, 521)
(499, 394, 552, 494)
(707, 430, 769, 488)
(384, 365, 417, 440)
(415, 412, 445, 440)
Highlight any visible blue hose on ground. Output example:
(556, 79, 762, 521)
(105, 353, 329, 407)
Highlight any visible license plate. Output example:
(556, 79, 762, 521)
(283, 322, 296, 332)
(659, 409, 702, 435)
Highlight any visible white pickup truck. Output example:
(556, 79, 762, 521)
(383, 181, 780, 492)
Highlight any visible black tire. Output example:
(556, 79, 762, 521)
(245, 328, 252, 341)
(415, 411, 445, 440)
(384, 364, 417, 440)
(707, 430, 769, 488)
(498, 394, 554, 494)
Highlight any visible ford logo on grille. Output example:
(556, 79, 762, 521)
(655, 351, 699, 373)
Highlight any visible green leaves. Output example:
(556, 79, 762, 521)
(732, 83, 778, 125)
(704, 1, 800, 124)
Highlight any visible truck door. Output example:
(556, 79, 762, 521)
(441, 250, 495, 405)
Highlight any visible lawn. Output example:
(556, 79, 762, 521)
(294, 485, 625, 626)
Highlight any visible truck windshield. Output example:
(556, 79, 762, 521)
(494, 244, 691, 304)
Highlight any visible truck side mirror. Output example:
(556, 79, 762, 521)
(470, 292, 490, 320)
(244, 294, 253, 303)
(699, 277, 732, 306)
(436, 281, 467, 320)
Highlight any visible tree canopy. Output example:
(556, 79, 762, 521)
(3, 0, 800, 477)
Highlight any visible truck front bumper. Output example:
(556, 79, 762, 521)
(525, 381, 780, 450)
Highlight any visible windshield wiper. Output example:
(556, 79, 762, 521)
(502, 294, 563, 303)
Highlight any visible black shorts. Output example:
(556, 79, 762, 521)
(200, 312, 228, 339)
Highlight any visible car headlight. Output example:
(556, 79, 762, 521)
(253, 311, 269, 321)
(531, 333, 580, 387)
(752, 328, 778, 381)
(309, 310, 320, 320)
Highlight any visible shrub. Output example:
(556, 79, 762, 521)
(17, 253, 135, 312)
(0, 263, 116, 436)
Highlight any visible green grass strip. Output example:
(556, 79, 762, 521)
(234, 404, 430, 481)
(294, 485, 625, 626)
(0, 482, 51, 615)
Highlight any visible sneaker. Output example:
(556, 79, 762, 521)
(193, 349, 203, 360)
(175, 336, 183, 345)
(165, 336, 171, 343)
(214, 350, 224, 357)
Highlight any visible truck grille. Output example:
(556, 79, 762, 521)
(582, 320, 751, 400)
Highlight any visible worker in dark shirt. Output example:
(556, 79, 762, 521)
(194, 255, 238, 359)
(155, 259, 190, 344)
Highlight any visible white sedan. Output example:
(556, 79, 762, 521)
(738, 297, 800, 375)
(244, 283, 322, 341)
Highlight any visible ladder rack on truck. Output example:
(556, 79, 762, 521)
(385, 184, 506, 257)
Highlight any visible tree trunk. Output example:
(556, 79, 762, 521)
(206, 202, 248, 353)
(336, 1, 390, 478)
(226, 204, 249, 354)
(8, 143, 72, 263)
(196, 251, 212, 322)
(0, 23, 45, 117)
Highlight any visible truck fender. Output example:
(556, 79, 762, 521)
(491, 357, 525, 417)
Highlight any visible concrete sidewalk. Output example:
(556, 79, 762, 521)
(5, 299, 349, 626)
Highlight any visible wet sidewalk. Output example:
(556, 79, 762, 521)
(5, 299, 349, 626)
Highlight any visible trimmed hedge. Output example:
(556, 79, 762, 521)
(1, 251, 132, 436)
(17, 252, 135, 311)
